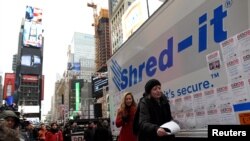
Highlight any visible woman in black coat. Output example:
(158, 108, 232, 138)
(138, 79, 175, 141)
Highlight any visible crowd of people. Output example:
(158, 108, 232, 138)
(0, 78, 176, 141)
(0, 109, 112, 141)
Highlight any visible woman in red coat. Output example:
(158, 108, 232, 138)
(45, 122, 63, 141)
(115, 92, 137, 141)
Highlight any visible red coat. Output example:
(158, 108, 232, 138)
(115, 107, 137, 141)
(45, 131, 63, 141)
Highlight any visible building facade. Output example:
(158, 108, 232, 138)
(70, 33, 96, 81)
(95, 9, 111, 72)
(109, 0, 164, 54)
(71, 33, 95, 62)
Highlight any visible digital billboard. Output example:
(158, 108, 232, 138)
(92, 75, 108, 98)
(3, 73, 15, 100)
(23, 21, 43, 48)
(25, 6, 43, 23)
(22, 75, 38, 83)
(20, 48, 42, 75)
(68, 62, 81, 71)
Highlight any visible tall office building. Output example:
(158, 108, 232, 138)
(71, 33, 95, 62)
(95, 9, 111, 72)
(79, 58, 95, 82)
(70, 33, 95, 81)
(13, 6, 44, 120)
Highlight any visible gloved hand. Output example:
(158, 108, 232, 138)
(122, 115, 129, 123)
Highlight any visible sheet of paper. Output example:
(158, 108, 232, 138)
(160, 120, 181, 135)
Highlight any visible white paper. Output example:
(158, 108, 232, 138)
(220, 36, 239, 62)
(160, 120, 181, 135)
(231, 80, 249, 104)
(206, 51, 222, 74)
(219, 102, 237, 124)
(204, 89, 220, 125)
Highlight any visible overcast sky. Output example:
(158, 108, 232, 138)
(0, 0, 108, 116)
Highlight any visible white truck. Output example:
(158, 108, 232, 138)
(107, 0, 250, 139)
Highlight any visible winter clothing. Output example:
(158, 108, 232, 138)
(93, 122, 112, 141)
(138, 95, 175, 141)
(0, 110, 20, 129)
(38, 128, 47, 141)
(0, 121, 20, 141)
(116, 106, 137, 141)
(45, 130, 63, 141)
(145, 79, 161, 94)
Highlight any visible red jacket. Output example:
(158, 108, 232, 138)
(45, 131, 63, 141)
(116, 106, 137, 141)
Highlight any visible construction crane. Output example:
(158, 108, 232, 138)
(87, 1, 100, 71)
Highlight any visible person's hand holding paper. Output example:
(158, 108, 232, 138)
(160, 120, 181, 135)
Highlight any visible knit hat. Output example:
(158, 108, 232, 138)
(145, 79, 161, 94)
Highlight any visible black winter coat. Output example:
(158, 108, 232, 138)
(138, 95, 175, 141)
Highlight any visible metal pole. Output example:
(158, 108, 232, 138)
(146, 0, 150, 18)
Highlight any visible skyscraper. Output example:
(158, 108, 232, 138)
(70, 33, 95, 81)
(71, 33, 95, 62)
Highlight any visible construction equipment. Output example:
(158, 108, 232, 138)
(87, 2, 100, 71)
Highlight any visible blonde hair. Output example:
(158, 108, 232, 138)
(119, 92, 136, 112)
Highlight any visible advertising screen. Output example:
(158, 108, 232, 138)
(92, 75, 108, 98)
(68, 62, 81, 71)
(25, 6, 43, 23)
(23, 21, 43, 48)
(3, 73, 15, 100)
(20, 48, 42, 75)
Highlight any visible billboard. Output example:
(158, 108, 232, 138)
(3, 73, 15, 100)
(92, 74, 108, 98)
(25, 6, 43, 23)
(68, 62, 81, 71)
(23, 21, 43, 48)
(22, 75, 39, 83)
(20, 48, 42, 75)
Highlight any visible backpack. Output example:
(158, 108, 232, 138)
(133, 97, 144, 135)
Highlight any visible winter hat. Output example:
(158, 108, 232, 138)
(145, 79, 161, 94)
(0, 110, 20, 128)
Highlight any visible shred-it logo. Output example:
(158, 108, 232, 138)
(110, 59, 122, 91)
(110, 3, 229, 91)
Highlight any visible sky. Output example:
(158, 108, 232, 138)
(0, 0, 108, 116)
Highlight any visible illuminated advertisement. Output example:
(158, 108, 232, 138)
(68, 62, 81, 71)
(75, 82, 80, 111)
(25, 6, 43, 23)
(92, 75, 108, 98)
(22, 75, 38, 83)
(3, 73, 15, 99)
(23, 21, 43, 48)
(71, 79, 84, 89)
(20, 48, 42, 75)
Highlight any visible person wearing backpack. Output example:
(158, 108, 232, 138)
(115, 92, 137, 141)
(132, 92, 147, 136)
(138, 79, 175, 141)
